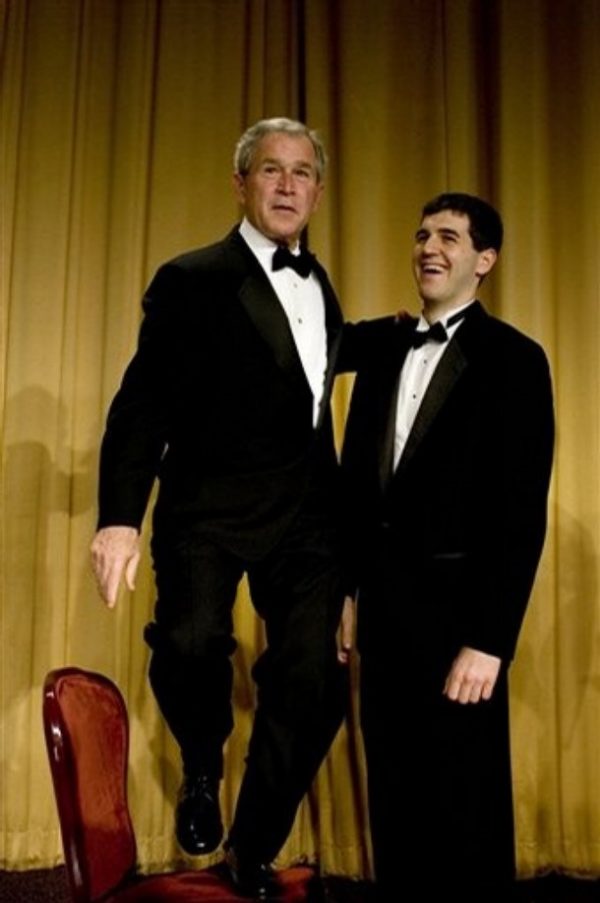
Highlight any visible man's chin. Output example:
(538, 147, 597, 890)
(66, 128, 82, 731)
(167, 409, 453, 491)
(267, 228, 302, 247)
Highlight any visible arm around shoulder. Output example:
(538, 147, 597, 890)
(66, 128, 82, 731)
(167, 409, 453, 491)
(336, 315, 404, 373)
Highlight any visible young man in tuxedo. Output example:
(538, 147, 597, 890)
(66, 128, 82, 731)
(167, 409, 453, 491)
(341, 194, 554, 901)
(91, 118, 347, 900)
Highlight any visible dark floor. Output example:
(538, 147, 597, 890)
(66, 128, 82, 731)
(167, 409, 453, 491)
(1, 867, 600, 902)
(516, 875, 600, 903)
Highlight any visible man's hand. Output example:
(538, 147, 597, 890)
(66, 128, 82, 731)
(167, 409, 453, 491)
(337, 596, 356, 665)
(395, 308, 413, 323)
(90, 526, 140, 609)
(443, 646, 502, 704)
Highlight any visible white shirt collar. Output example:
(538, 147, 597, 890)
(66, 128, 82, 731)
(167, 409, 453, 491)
(418, 299, 476, 331)
(239, 218, 300, 255)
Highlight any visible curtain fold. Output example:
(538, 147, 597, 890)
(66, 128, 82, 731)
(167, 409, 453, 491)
(2, 0, 599, 878)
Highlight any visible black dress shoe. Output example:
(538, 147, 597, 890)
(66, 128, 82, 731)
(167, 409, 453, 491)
(223, 845, 280, 900)
(175, 774, 223, 855)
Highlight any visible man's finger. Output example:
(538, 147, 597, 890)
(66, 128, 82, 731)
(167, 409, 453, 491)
(125, 551, 141, 592)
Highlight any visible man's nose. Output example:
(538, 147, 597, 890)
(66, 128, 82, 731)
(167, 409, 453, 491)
(422, 234, 440, 253)
(276, 171, 295, 192)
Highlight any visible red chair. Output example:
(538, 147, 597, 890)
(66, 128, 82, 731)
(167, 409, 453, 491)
(43, 667, 318, 902)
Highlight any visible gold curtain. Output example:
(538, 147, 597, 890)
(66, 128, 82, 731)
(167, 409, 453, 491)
(2, 0, 599, 878)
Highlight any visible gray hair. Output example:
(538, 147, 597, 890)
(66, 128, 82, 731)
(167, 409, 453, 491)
(234, 117, 327, 182)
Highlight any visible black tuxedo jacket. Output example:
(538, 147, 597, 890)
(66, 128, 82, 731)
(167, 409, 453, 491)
(98, 227, 344, 559)
(341, 302, 554, 661)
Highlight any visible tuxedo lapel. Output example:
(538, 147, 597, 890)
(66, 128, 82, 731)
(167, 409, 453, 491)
(378, 373, 402, 491)
(229, 230, 344, 426)
(229, 231, 310, 396)
(238, 274, 309, 395)
(314, 260, 343, 430)
(393, 301, 487, 479)
(395, 339, 468, 476)
(315, 261, 343, 351)
(377, 324, 415, 491)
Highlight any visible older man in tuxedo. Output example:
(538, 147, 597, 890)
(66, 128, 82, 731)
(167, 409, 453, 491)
(91, 118, 346, 900)
(341, 194, 554, 901)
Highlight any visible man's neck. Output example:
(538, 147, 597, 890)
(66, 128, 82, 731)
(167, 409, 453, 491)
(422, 298, 476, 325)
(239, 218, 299, 252)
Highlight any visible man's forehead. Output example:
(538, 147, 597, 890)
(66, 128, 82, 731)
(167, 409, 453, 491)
(419, 209, 470, 231)
(255, 132, 316, 158)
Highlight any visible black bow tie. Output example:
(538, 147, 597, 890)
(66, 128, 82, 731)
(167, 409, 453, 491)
(411, 320, 448, 348)
(410, 309, 468, 349)
(272, 244, 314, 278)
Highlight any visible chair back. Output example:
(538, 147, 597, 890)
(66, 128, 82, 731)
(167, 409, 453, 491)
(43, 667, 137, 902)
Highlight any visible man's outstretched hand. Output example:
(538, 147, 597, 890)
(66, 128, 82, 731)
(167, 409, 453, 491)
(90, 526, 140, 608)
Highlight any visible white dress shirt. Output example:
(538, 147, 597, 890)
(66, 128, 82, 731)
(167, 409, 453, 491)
(393, 302, 475, 469)
(239, 218, 327, 427)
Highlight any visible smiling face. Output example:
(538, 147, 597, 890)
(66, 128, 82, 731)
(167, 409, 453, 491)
(233, 132, 324, 248)
(412, 210, 497, 318)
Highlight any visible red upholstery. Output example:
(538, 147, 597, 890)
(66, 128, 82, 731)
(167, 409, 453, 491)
(102, 867, 317, 901)
(43, 668, 137, 901)
(43, 667, 316, 902)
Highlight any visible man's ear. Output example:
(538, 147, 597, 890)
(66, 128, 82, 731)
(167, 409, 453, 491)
(312, 181, 325, 212)
(476, 248, 497, 279)
(233, 172, 245, 204)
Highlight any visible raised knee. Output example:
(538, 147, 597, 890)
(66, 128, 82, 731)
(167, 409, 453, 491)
(145, 621, 236, 660)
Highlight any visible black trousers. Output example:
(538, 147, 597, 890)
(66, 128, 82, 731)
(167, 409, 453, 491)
(358, 551, 516, 901)
(145, 505, 346, 862)
(361, 657, 515, 901)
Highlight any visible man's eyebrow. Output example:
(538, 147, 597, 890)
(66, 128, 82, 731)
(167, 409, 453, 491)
(415, 226, 461, 239)
(259, 157, 315, 169)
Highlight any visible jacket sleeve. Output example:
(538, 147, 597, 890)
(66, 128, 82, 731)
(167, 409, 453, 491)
(464, 339, 555, 660)
(97, 263, 185, 530)
(336, 316, 401, 373)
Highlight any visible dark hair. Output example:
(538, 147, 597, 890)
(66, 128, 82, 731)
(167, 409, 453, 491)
(421, 193, 503, 252)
